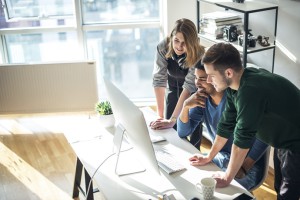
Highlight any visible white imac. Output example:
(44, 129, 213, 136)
(103, 78, 160, 176)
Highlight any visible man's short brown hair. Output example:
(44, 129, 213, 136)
(202, 43, 243, 73)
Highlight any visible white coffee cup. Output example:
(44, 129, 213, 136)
(195, 177, 216, 200)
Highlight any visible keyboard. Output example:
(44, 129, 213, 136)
(155, 150, 186, 174)
(150, 135, 166, 143)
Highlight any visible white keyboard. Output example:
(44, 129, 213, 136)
(150, 135, 166, 143)
(155, 150, 186, 174)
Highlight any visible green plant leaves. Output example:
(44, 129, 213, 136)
(95, 101, 113, 115)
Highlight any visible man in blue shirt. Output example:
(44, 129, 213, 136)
(177, 62, 269, 191)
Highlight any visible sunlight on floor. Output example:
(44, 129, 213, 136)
(260, 183, 277, 195)
(0, 142, 72, 200)
(0, 119, 33, 135)
(276, 40, 297, 63)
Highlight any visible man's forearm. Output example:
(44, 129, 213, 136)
(207, 135, 228, 160)
(225, 144, 249, 182)
(179, 105, 190, 123)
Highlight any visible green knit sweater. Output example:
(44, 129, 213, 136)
(217, 67, 300, 152)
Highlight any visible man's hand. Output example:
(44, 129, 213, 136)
(189, 153, 211, 166)
(212, 172, 231, 188)
(150, 118, 175, 130)
(184, 90, 208, 109)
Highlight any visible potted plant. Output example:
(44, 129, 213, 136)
(95, 101, 115, 128)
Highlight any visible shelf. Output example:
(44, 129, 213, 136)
(199, 0, 278, 13)
(197, 0, 278, 71)
(199, 33, 276, 54)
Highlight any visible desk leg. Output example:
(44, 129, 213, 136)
(72, 157, 83, 199)
(84, 169, 94, 200)
(72, 157, 97, 200)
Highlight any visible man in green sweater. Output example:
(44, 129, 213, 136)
(192, 42, 299, 200)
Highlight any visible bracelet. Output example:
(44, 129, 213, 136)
(170, 116, 177, 123)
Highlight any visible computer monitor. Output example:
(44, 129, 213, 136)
(103, 78, 160, 175)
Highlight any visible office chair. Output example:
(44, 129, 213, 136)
(249, 146, 271, 192)
(189, 123, 203, 150)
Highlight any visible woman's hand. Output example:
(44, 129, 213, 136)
(189, 154, 211, 166)
(150, 118, 175, 130)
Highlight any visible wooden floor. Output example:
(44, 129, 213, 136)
(0, 114, 276, 200)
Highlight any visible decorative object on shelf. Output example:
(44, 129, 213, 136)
(95, 101, 115, 128)
(223, 25, 238, 42)
(238, 29, 256, 47)
(257, 35, 270, 47)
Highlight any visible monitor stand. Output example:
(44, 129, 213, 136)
(113, 124, 146, 176)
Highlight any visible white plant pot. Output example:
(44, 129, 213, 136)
(98, 114, 115, 128)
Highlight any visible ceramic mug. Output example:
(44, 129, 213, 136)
(195, 177, 216, 200)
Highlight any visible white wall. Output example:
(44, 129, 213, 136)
(273, 0, 300, 88)
(163, 0, 197, 37)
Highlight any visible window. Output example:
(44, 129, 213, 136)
(0, 0, 161, 100)
(86, 27, 159, 99)
(82, 0, 159, 24)
(2, 0, 73, 21)
(4, 32, 81, 63)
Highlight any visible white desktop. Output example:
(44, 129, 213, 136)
(103, 78, 160, 176)
(66, 79, 254, 199)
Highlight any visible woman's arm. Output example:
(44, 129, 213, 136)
(150, 88, 191, 130)
(152, 39, 168, 118)
(154, 87, 165, 118)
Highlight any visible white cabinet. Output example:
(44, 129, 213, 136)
(197, 0, 278, 72)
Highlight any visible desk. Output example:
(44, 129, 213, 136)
(66, 107, 253, 200)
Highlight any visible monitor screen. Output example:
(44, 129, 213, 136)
(103, 78, 160, 175)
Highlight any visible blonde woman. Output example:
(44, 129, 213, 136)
(151, 18, 205, 131)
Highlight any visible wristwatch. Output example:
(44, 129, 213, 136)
(170, 116, 177, 123)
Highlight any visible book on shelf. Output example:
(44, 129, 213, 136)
(201, 18, 243, 27)
(201, 21, 243, 29)
(200, 26, 223, 36)
(200, 23, 243, 37)
(201, 11, 241, 22)
(200, 32, 224, 40)
(200, 26, 243, 39)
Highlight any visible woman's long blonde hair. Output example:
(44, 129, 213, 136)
(166, 18, 205, 68)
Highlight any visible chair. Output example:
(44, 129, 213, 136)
(189, 123, 203, 149)
(249, 146, 271, 192)
(202, 124, 213, 143)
